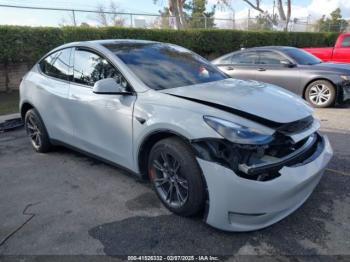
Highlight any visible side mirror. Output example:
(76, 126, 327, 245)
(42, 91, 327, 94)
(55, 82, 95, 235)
(280, 60, 297, 68)
(93, 78, 131, 95)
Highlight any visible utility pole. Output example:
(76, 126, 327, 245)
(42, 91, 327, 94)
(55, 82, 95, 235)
(247, 8, 250, 30)
(72, 10, 77, 26)
(232, 9, 235, 30)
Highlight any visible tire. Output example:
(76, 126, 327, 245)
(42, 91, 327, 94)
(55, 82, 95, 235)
(148, 137, 205, 216)
(305, 80, 336, 108)
(24, 109, 51, 153)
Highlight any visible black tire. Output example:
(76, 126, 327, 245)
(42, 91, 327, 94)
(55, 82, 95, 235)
(305, 80, 336, 108)
(24, 109, 51, 153)
(148, 137, 205, 216)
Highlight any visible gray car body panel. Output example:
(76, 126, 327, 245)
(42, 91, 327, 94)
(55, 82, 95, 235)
(212, 46, 350, 101)
(20, 40, 333, 231)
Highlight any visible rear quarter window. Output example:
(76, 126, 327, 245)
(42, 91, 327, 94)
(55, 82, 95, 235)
(39, 48, 72, 81)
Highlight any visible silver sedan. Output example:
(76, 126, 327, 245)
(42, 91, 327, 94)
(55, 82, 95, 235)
(20, 40, 333, 231)
(212, 46, 350, 108)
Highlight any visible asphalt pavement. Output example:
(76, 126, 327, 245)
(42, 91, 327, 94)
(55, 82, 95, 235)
(0, 106, 349, 260)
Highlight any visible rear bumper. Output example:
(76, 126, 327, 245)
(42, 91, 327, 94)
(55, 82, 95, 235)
(198, 134, 333, 232)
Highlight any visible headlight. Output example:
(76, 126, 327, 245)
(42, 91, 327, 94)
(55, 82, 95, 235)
(340, 75, 350, 81)
(203, 116, 273, 145)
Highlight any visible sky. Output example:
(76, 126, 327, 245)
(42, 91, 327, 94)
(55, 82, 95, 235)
(0, 0, 349, 27)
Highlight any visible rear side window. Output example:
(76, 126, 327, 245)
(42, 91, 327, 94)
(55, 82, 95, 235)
(39, 48, 72, 81)
(73, 49, 124, 87)
(258, 51, 286, 65)
(217, 55, 233, 65)
(340, 36, 350, 47)
(232, 52, 258, 64)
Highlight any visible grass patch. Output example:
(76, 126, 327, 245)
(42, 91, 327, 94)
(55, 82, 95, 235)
(0, 91, 19, 115)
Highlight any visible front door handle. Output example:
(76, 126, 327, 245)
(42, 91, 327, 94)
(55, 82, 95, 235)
(257, 68, 266, 71)
(226, 66, 234, 71)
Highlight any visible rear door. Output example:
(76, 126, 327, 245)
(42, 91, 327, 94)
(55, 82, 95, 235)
(36, 48, 75, 143)
(217, 51, 261, 81)
(68, 48, 136, 169)
(332, 35, 350, 63)
(254, 51, 300, 93)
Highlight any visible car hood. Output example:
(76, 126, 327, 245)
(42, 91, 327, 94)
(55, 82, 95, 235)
(306, 62, 350, 73)
(160, 78, 313, 125)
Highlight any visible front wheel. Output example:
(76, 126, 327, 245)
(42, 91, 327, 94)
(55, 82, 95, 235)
(148, 137, 206, 216)
(305, 80, 336, 108)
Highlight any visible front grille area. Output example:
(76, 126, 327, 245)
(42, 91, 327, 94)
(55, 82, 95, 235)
(277, 116, 314, 134)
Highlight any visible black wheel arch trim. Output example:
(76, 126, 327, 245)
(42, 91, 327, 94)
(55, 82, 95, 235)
(137, 129, 192, 177)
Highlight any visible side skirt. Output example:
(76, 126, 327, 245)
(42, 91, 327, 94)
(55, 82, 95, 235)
(50, 139, 144, 180)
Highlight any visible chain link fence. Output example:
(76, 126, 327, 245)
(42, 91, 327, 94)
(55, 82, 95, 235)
(0, 4, 349, 32)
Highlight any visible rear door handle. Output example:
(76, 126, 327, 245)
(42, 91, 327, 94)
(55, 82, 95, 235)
(226, 66, 234, 71)
(257, 68, 266, 71)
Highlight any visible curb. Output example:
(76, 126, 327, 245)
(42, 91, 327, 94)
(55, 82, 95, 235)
(0, 113, 23, 132)
(0, 113, 21, 124)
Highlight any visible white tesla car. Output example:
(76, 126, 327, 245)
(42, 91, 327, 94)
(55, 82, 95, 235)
(19, 40, 333, 232)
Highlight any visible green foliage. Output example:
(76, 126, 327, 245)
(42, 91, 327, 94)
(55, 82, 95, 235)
(316, 8, 348, 32)
(0, 25, 339, 64)
(184, 0, 216, 29)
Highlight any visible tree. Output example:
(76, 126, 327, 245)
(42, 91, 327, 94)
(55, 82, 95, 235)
(316, 8, 348, 32)
(154, 0, 230, 29)
(241, 0, 292, 31)
(249, 13, 277, 30)
(95, 1, 125, 27)
(184, 0, 216, 28)
(154, 7, 173, 29)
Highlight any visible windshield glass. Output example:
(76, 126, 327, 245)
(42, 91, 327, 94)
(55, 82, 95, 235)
(284, 48, 322, 65)
(103, 42, 227, 90)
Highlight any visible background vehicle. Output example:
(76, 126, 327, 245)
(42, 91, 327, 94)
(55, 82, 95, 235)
(303, 33, 350, 63)
(212, 46, 350, 108)
(20, 40, 332, 232)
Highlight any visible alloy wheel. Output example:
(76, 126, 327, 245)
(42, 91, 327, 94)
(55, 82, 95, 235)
(309, 84, 331, 106)
(151, 151, 189, 208)
(26, 115, 42, 149)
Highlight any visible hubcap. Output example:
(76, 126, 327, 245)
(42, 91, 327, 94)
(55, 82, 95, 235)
(309, 84, 331, 106)
(26, 115, 42, 149)
(151, 152, 188, 208)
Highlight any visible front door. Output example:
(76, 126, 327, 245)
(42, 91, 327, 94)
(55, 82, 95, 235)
(68, 48, 136, 169)
(253, 51, 301, 93)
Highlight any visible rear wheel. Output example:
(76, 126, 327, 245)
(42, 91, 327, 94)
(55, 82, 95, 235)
(148, 137, 205, 216)
(25, 109, 51, 153)
(305, 80, 336, 108)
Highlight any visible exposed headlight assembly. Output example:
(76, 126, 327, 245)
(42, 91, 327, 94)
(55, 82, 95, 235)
(203, 116, 273, 145)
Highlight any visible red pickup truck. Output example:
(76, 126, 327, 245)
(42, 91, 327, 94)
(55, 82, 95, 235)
(303, 33, 350, 63)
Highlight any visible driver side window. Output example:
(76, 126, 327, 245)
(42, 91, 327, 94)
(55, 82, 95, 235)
(73, 49, 128, 89)
(340, 36, 350, 47)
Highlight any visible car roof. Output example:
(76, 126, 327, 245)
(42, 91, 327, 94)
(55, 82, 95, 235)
(241, 46, 297, 52)
(57, 39, 161, 50)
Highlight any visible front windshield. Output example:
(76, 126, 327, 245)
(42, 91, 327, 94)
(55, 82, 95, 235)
(103, 42, 227, 90)
(284, 48, 322, 65)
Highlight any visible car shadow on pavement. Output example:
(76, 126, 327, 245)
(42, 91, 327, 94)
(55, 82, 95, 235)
(88, 141, 350, 257)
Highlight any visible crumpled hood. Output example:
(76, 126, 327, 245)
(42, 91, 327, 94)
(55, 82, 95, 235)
(160, 78, 313, 125)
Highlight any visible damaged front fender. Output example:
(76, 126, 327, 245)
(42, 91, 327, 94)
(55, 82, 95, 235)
(196, 134, 333, 232)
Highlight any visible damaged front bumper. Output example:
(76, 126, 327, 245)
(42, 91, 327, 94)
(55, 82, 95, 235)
(197, 134, 333, 232)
